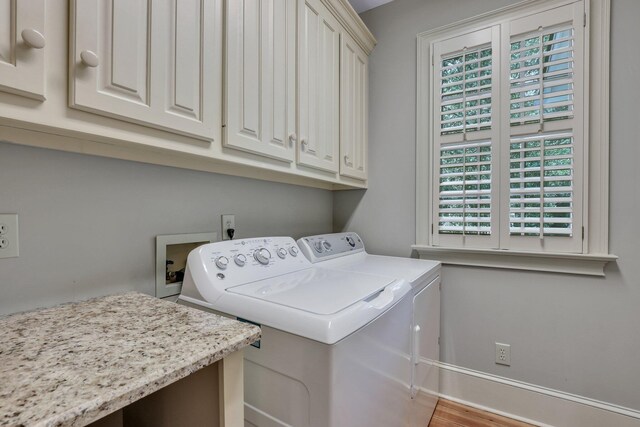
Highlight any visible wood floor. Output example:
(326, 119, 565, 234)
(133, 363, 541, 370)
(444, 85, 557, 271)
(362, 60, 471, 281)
(428, 399, 535, 427)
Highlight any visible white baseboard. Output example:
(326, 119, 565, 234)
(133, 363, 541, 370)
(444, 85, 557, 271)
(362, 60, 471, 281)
(433, 361, 640, 427)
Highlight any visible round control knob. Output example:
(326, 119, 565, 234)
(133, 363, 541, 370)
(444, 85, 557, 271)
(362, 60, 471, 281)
(289, 246, 299, 257)
(346, 236, 356, 247)
(254, 248, 271, 265)
(322, 240, 332, 251)
(215, 256, 229, 270)
(234, 254, 247, 267)
(277, 248, 287, 259)
(313, 241, 324, 253)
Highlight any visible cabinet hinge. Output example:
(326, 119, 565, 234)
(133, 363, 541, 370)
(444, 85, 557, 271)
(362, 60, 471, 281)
(431, 224, 434, 234)
(584, 12, 587, 27)
(438, 336, 440, 345)
(582, 226, 585, 240)
(431, 52, 434, 66)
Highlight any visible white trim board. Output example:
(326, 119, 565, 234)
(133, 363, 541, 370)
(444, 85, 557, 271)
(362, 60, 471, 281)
(433, 361, 640, 427)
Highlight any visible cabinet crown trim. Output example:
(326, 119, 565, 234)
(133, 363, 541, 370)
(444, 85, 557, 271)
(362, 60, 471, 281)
(321, 0, 377, 54)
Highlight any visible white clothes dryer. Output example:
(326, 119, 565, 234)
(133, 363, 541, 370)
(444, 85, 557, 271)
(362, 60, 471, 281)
(179, 236, 415, 427)
(297, 232, 442, 426)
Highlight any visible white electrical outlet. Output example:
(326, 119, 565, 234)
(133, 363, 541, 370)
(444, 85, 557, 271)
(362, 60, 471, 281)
(0, 214, 19, 258)
(495, 343, 511, 366)
(221, 214, 235, 240)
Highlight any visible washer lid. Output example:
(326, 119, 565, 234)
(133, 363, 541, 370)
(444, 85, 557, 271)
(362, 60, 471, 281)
(226, 267, 395, 315)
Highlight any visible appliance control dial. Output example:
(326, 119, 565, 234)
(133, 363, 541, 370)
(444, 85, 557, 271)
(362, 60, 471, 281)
(289, 246, 299, 257)
(277, 248, 287, 259)
(313, 241, 324, 253)
(346, 235, 356, 247)
(254, 248, 271, 265)
(322, 240, 332, 251)
(234, 254, 247, 267)
(215, 256, 229, 270)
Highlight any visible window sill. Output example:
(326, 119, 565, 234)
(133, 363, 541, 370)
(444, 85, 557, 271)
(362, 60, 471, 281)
(411, 245, 618, 276)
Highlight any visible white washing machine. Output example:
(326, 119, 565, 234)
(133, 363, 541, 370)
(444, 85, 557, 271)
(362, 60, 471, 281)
(178, 236, 415, 427)
(297, 232, 441, 426)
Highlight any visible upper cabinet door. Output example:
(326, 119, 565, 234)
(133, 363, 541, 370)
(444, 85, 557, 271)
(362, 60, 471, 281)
(0, 0, 45, 100)
(340, 32, 368, 180)
(224, 0, 296, 162)
(69, 0, 222, 141)
(297, 0, 339, 173)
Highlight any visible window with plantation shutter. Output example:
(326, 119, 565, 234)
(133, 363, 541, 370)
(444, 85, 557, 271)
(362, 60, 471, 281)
(427, 0, 587, 254)
(417, 0, 614, 274)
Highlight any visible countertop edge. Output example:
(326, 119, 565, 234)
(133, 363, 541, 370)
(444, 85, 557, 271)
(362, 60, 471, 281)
(59, 325, 261, 427)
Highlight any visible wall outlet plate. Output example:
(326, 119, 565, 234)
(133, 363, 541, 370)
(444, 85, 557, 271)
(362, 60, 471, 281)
(0, 214, 19, 258)
(495, 342, 511, 366)
(221, 214, 235, 240)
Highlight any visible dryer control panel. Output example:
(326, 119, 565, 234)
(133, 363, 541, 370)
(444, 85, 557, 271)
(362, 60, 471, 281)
(297, 232, 365, 263)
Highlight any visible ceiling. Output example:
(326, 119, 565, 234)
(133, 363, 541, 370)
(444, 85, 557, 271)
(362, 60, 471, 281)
(348, 0, 395, 13)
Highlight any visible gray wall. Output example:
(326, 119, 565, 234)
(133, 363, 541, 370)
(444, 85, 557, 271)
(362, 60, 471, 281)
(335, 0, 640, 411)
(0, 142, 332, 315)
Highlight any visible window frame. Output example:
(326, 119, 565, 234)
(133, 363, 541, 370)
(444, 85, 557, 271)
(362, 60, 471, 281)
(414, 0, 617, 276)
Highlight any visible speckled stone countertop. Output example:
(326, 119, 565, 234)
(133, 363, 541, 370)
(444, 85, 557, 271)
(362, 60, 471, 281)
(0, 292, 261, 427)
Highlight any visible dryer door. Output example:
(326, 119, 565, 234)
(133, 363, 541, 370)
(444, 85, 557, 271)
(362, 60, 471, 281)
(410, 276, 441, 426)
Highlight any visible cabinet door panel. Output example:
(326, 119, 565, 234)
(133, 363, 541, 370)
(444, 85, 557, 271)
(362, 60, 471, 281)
(166, 0, 210, 124)
(340, 34, 367, 180)
(104, 0, 149, 104)
(225, 0, 296, 162)
(0, 0, 45, 100)
(297, 0, 339, 173)
(70, 0, 220, 141)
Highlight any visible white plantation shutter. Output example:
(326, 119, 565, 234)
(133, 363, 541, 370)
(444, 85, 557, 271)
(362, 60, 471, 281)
(439, 45, 493, 135)
(501, 2, 584, 253)
(432, 27, 500, 248)
(509, 132, 575, 236)
(438, 140, 492, 236)
(509, 25, 576, 126)
(428, 1, 587, 254)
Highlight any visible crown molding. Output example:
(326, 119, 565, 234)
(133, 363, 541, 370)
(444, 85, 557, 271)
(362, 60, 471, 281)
(321, 0, 377, 54)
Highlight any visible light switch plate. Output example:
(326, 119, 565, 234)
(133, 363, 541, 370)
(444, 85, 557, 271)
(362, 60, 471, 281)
(0, 214, 19, 258)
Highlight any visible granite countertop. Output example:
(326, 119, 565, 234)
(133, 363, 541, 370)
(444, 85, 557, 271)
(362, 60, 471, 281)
(0, 292, 261, 427)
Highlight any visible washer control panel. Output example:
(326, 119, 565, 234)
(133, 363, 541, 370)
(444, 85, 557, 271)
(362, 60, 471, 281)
(297, 232, 365, 263)
(188, 237, 310, 288)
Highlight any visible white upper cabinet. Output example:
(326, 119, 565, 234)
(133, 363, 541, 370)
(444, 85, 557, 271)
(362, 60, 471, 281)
(340, 32, 368, 180)
(69, 0, 222, 141)
(0, 0, 46, 100)
(297, 0, 340, 173)
(225, 0, 297, 162)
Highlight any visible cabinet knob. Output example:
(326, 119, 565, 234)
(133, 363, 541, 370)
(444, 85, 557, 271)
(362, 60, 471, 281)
(80, 50, 100, 68)
(289, 133, 297, 146)
(21, 29, 46, 49)
(301, 139, 307, 151)
(344, 155, 353, 166)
